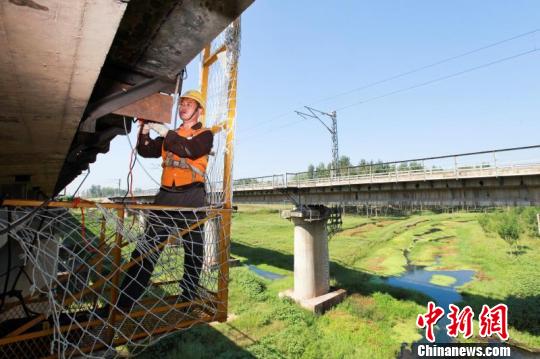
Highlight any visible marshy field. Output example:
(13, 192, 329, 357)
(138, 205, 540, 358)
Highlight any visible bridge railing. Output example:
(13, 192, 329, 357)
(232, 174, 286, 190)
(233, 145, 540, 191)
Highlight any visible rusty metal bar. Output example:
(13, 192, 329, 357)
(5, 314, 46, 338)
(93, 215, 108, 307)
(106, 207, 125, 343)
(57, 316, 207, 358)
(0, 213, 218, 328)
(55, 214, 217, 308)
(2, 210, 221, 317)
(79, 77, 173, 133)
(2, 232, 119, 313)
(113, 92, 173, 124)
(0, 297, 215, 348)
(1, 199, 232, 214)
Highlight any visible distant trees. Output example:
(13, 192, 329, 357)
(295, 156, 425, 179)
(235, 178, 259, 186)
(338, 156, 352, 169)
(82, 185, 131, 198)
(497, 213, 520, 255)
(316, 162, 329, 178)
(307, 164, 315, 179)
(478, 207, 540, 256)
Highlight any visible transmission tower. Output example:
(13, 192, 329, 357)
(295, 106, 339, 177)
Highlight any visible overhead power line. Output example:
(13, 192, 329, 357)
(312, 28, 540, 106)
(235, 144, 540, 180)
(336, 47, 539, 111)
(237, 47, 539, 144)
(236, 28, 539, 138)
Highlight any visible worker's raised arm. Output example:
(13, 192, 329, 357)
(163, 129, 213, 159)
(137, 121, 163, 158)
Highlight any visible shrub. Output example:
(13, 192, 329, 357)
(496, 211, 520, 244)
(234, 269, 267, 301)
(519, 206, 540, 238)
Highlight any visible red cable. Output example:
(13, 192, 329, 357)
(73, 198, 97, 253)
(80, 207, 86, 243)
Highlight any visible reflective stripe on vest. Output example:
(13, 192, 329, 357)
(161, 125, 209, 187)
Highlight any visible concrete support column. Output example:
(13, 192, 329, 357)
(280, 205, 345, 313)
(291, 215, 329, 299)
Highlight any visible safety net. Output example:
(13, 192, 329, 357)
(0, 18, 240, 359)
(0, 203, 230, 358)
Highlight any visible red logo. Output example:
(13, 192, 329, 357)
(417, 302, 509, 342)
(446, 304, 474, 339)
(416, 301, 445, 342)
(479, 304, 509, 341)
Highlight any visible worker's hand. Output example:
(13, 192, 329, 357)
(139, 120, 150, 135)
(148, 123, 170, 137)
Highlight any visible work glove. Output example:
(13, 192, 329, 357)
(139, 120, 150, 135)
(148, 123, 170, 137)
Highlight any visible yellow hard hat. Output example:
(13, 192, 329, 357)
(180, 90, 205, 111)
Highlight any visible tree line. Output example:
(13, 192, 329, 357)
(81, 185, 143, 198)
(295, 156, 425, 180)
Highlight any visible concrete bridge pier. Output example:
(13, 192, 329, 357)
(279, 205, 346, 313)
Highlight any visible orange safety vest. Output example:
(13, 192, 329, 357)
(161, 125, 209, 187)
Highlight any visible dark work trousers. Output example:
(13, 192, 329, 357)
(116, 183, 206, 310)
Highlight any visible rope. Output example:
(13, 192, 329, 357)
(0, 202, 229, 358)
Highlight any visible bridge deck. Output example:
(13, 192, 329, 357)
(234, 163, 540, 191)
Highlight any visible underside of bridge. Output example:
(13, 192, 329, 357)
(0, 0, 253, 198)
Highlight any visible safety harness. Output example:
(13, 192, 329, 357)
(162, 152, 205, 183)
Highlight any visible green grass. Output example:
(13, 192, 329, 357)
(429, 274, 456, 287)
(137, 206, 540, 358)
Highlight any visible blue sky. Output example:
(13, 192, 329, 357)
(67, 0, 540, 194)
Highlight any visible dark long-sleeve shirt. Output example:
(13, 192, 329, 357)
(137, 122, 213, 159)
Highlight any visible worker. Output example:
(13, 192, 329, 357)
(116, 90, 213, 311)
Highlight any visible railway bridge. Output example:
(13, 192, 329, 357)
(232, 146, 540, 209)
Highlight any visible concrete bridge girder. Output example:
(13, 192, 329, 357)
(0, 0, 127, 195)
(233, 175, 540, 208)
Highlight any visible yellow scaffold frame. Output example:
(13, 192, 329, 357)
(0, 200, 232, 357)
(0, 18, 240, 357)
(200, 17, 239, 322)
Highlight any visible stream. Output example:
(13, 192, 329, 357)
(244, 246, 538, 357)
(388, 255, 537, 358)
(247, 264, 285, 280)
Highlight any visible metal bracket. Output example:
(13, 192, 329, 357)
(79, 77, 173, 133)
